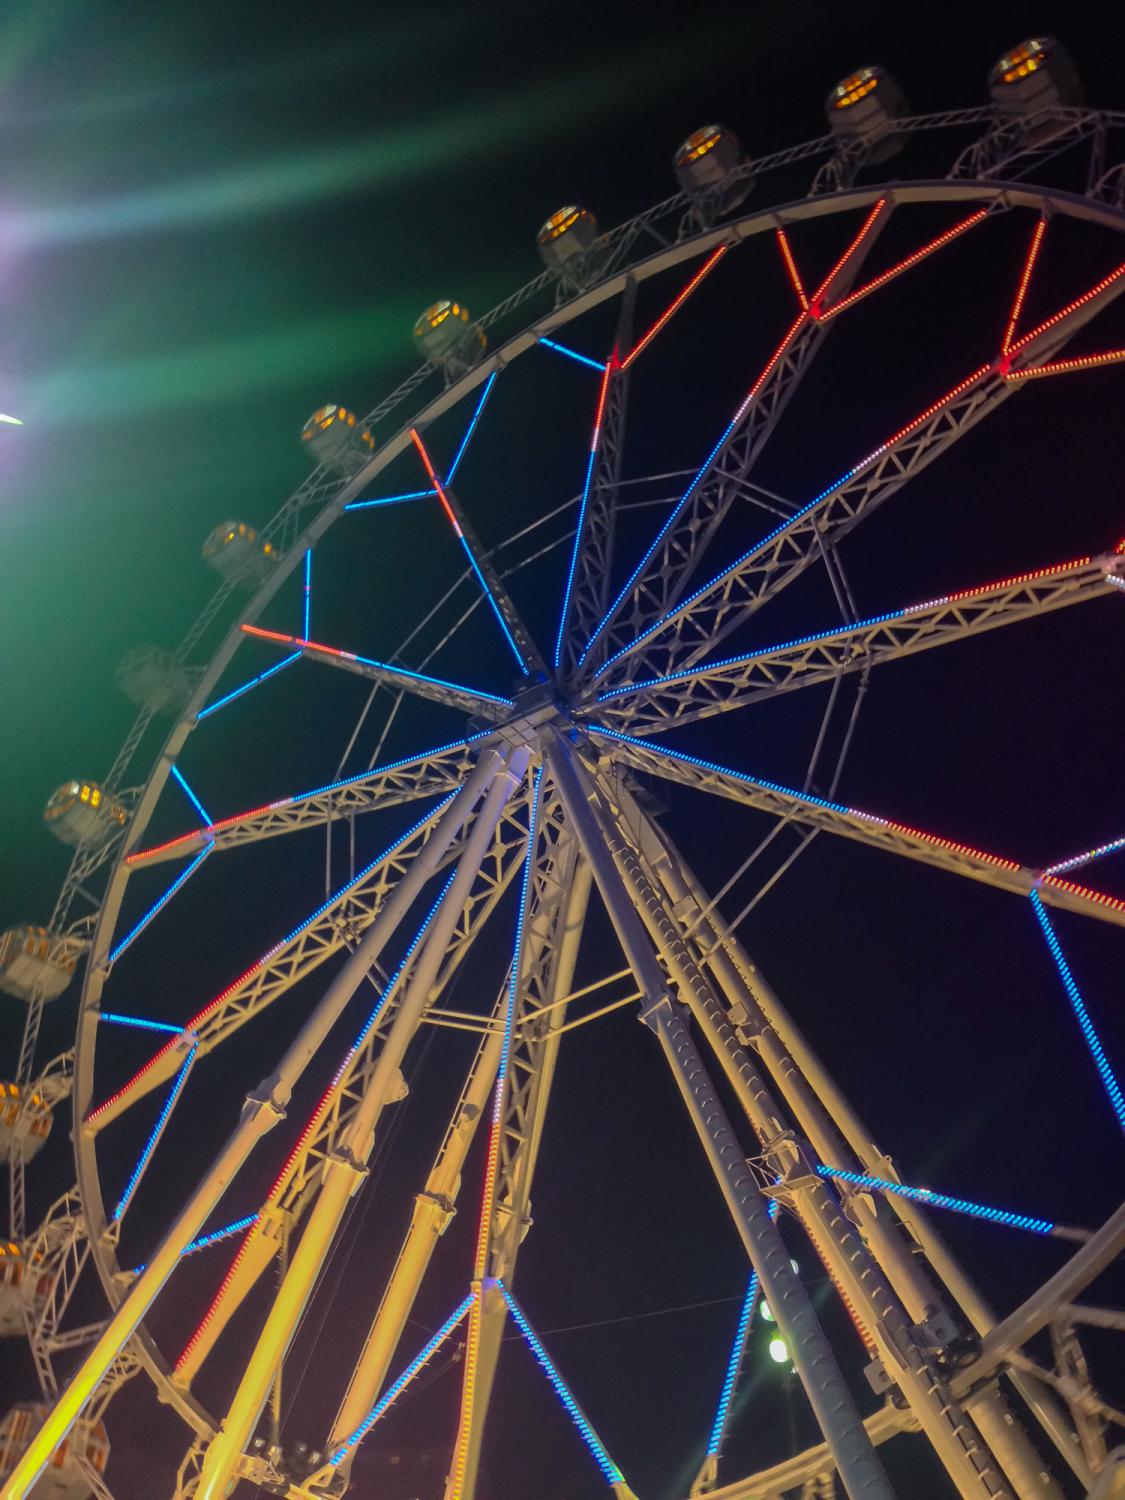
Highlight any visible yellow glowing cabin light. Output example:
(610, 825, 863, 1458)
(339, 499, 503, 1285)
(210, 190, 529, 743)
(833, 70, 879, 109)
(539, 207, 582, 243)
(999, 39, 1048, 84)
(678, 127, 722, 165)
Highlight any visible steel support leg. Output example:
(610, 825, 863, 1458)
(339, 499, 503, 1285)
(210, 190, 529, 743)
(193, 751, 527, 1500)
(546, 736, 895, 1500)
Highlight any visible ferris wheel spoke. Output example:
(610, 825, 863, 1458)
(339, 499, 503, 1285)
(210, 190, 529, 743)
(586, 546, 1125, 731)
(240, 623, 516, 719)
(171, 787, 535, 1385)
(592, 728, 1125, 928)
(125, 732, 499, 868)
(579, 201, 892, 675)
(591, 248, 1125, 689)
(87, 769, 502, 1135)
(409, 427, 545, 676)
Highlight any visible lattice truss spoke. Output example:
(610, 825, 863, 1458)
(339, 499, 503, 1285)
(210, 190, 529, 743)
(11, 145, 1125, 1500)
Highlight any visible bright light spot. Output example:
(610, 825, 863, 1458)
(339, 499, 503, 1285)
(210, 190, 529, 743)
(760, 1300, 775, 1323)
(789, 1259, 800, 1274)
(768, 1337, 789, 1364)
(0, 414, 23, 426)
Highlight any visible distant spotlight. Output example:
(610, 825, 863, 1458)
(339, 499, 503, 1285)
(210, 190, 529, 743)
(0, 414, 23, 425)
(768, 1336, 789, 1364)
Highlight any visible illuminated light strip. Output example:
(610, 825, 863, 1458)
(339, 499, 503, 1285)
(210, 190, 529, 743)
(593, 726, 1023, 873)
(595, 554, 1096, 701)
(821, 209, 988, 321)
(810, 197, 887, 308)
(815, 1165, 1056, 1235)
(410, 426, 529, 674)
(127, 731, 491, 867)
(579, 310, 807, 670)
(1039, 874, 1125, 917)
(1004, 348, 1125, 382)
(775, 228, 808, 311)
(303, 549, 312, 639)
(554, 353, 617, 668)
(445, 371, 498, 484)
(497, 1281, 627, 1486)
(620, 244, 729, 370)
(1043, 834, 1125, 877)
(344, 490, 435, 511)
(595, 362, 995, 678)
(1002, 216, 1048, 353)
(1029, 890, 1125, 1133)
(170, 764, 212, 827)
(113, 1044, 198, 1220)
(106, 845, 213, 964)
(1009, 259, 1125, 354)
(539, 337, 608, 373)
(91, 793, 458, 1126)
(473, 769, 544, 1279)
(176, 870, 458, 1372)
(99, 1013, 184, 1035)
(329, 1293, 475, 1463)
(706, 1199, 779, 1457)
(132, 1214, 261, 1275)
(196, 652, 302, 720)
(242, 624, 515, 709)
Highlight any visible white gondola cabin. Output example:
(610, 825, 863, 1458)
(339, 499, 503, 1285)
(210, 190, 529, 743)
(116, 645, 191, 714)
(0, 1083, 52, 1166)
(0, 927, 75, 1004)
(0, 1404, 109, 1498)
(826, 66, 907, 162)
(43, 781, 127, 849)
(301, 405, 376, 473)
(674, 125, 752, 213)
(989, 38, 1082, 119)
(412, 301, 487, 376)
(202, 520, 278, 586)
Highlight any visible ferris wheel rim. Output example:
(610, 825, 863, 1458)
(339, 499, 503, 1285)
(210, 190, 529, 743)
(55, 168, 1125, 1442)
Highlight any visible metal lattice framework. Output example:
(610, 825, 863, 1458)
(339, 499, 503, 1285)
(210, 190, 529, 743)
(5, 83, 1125, 1500)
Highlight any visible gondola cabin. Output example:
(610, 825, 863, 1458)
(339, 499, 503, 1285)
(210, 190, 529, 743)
(412, 301, 487, 376)
(535, 206, 608, 286)
(826, 66, 907, 162)
(0, 1404, 109, 1498)
(989, 38, 1082, 118)
(43, 781, 127, 849)
(0, 1084, 52, 1166)
(116, 645, 191, 714)
(674, 125, 752, 212)
(301, 405, 376, 473)
(0, 1242, 52, 1335)
(202, 520, 278, 586)
(0, 927, 75, 1004)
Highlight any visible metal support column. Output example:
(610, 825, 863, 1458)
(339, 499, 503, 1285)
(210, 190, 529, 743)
(545, 734, 896, 1500)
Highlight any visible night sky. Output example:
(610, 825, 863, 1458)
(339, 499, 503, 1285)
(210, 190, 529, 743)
(2, 4, 1125, 1498)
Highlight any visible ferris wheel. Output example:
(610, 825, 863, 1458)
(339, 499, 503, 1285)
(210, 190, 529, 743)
(4, 33, 1125, 1500)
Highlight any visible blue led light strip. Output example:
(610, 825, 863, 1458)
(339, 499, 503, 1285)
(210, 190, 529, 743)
(498, 1281, 626, 1486)
(196, 652, 302, 720)
(499, 767, 544, 1094)
(99, 1013, 185, 1035)
(131, 1213, 261, 1274)
(1030, 890, 1125, 1134)
(706, 1198, 779, 1457)
(107, 845, 213, 963)
(539, 337, 608, 373)
(303, 548, 312, 639)
(113, 1043, 198, 1220)
(815, 1164, 1056, 1235)
(457, 534, 529, 674)
(555, 356, 615, 670)
(170, 764, 212, 826)
(338, 649, 514, 710)
(445, 371, 497, 485)
(330, 1292, 475, 1462)
(345, 489, 435, 511)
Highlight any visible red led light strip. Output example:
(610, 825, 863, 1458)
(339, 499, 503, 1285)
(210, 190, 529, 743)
(1009, 259, 1125, 356)
(1004, 348, 1125, 382)
(1002, 217, 1047, 354)
(410, 428, 462, 535)
(821, 210, 988, 322)
(736, 309, 807, 412)
(775, 228, 808, 311)
(873, 364, 993, 454)
(620, 245, 728, 370)
(1038, 875, 1125, 916)
(810, 198, 887, 312)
